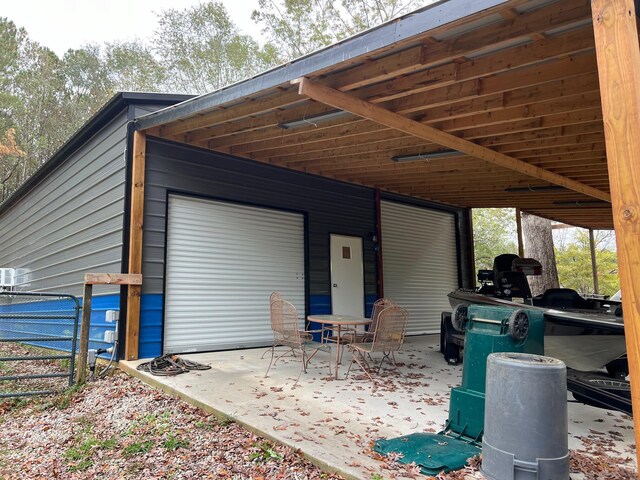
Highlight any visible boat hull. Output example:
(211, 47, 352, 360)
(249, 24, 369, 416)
(447, 289, 626, 373)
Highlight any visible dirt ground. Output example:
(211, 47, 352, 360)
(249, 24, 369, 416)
(0, 341, 636, 480)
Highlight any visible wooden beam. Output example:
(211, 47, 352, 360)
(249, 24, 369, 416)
(330, 0, 591, 91)
(126, 131, 146, 360)
(160, 89, 306, 138)
(592, 0, 640, 462)
(84, 273, 142, 285)
(294, 77, 611, 202)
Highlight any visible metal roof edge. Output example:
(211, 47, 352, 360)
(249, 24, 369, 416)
(0, 92, 194, 216)
(135, 0, 510, 130)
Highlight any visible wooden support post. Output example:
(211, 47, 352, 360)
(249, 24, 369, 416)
(75, 273, 142, 384)
(515, 208, 525, 258)
(75, 283, 93, 384)
(126, 131, 146, 360)
(592, 0, 640, 462)
(588, 229, 599, 295)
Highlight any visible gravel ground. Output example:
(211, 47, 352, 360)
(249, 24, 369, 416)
(0, 370, 348, 480)
(0, 341, 636, 480)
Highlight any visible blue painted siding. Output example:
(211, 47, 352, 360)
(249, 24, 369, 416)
(139, 294, 163, 359)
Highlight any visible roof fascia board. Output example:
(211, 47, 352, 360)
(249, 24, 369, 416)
(135, 0, 511, 131)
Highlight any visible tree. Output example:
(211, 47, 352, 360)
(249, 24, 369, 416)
(0, 128, 25, 199)
(522, 213, 559, 296)
(555, 229, 619, 297)
(103, 41, 166, 93)
(472, 208, 518, 272)
(154, 2, 276, 94)
(252, 0, 428, 62)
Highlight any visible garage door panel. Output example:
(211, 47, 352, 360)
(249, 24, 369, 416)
(381, 200, 458, 335)
(164, 195, 305, 353)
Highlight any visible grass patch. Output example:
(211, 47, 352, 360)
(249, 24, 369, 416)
(163, 434, 189, 451)
(64, 436, 118, 471)
(53, 383, 83, 409)
(122, 440, 154, 457)
(249, 442, 283, 463)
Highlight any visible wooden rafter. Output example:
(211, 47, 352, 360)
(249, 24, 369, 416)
(294, 77, 611, 202)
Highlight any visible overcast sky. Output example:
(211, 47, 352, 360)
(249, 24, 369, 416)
(2, 0, 261, 56)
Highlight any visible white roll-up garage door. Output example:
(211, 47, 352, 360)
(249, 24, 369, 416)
(381, 200, 459, 334)
(164, 195, 305, 353)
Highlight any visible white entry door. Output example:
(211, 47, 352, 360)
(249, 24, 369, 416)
(330, 234, 364, 317)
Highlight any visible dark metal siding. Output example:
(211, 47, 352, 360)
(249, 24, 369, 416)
(143, 138, 378, 305)
(0, 112, 129, 296)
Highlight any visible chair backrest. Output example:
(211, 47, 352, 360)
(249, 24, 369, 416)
(371, 305, 408, 352)
(270, 291, 283, 304)
(369, 298, 395, 333)
(269, 298, 303, 345)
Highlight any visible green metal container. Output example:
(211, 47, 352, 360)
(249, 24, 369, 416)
(375, 305, 545, 476)
(447, 305, 544, 440)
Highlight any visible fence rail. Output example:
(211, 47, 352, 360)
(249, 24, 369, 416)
(0, 292, 80, 398)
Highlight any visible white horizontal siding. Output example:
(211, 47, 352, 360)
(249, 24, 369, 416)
(164, 195, 305, 353)
(381, 200, 459, 334)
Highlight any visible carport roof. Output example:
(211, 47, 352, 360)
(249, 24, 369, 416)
(136, 0, 614, 229)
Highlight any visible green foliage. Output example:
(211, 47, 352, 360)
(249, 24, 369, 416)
(163, 434, 189, 451)
(472, 208, 518, 271)
(54, 383, 83, 410)
(555, 229, 619, 297)
(64, 436, 118, 471)
(249, 442, 283, 463)
(122, 440, 154, 457)
(154, 2, 276, 94)
(1, 0, 437, 199)
(252, 0, 425, 62)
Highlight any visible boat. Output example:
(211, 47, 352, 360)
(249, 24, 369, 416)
(441, 254, 630, 414)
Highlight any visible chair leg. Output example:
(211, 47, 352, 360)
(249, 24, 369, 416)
(376, 351, 401, 376)
(264, 346, 276, 378)
(349, 349, 375, 381)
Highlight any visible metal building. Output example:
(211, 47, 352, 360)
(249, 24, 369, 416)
(0, 93, 470, 359)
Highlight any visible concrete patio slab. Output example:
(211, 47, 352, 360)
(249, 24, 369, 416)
(121, 336, 636, 479)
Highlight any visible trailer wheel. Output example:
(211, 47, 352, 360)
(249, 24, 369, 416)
(451, 304, 468, 333)
(444, 341, 460, 365)
(508, 309, 529, 341)
(439, 313, 450, 354)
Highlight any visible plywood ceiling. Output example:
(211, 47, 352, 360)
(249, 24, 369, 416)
(142, 0, 614, 229)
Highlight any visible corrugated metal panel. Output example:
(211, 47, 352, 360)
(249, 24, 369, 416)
(163, 195, 305, 353)
(381, 200, 459, 334)
(0, 111, 129, 296)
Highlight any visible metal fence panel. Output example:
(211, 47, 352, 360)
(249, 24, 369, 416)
(0, 292, 80, 398)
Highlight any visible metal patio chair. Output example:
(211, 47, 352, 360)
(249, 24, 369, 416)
(264, 297, 331, 387)
(342, 297, 396, 344)
(346, 305, 408, 381)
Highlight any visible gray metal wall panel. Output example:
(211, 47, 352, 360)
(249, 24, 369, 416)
(0, 112, 128, 296)
(143, 139, 378, 303)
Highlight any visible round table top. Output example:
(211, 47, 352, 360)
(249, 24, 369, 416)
(307, 314, 371, 326)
